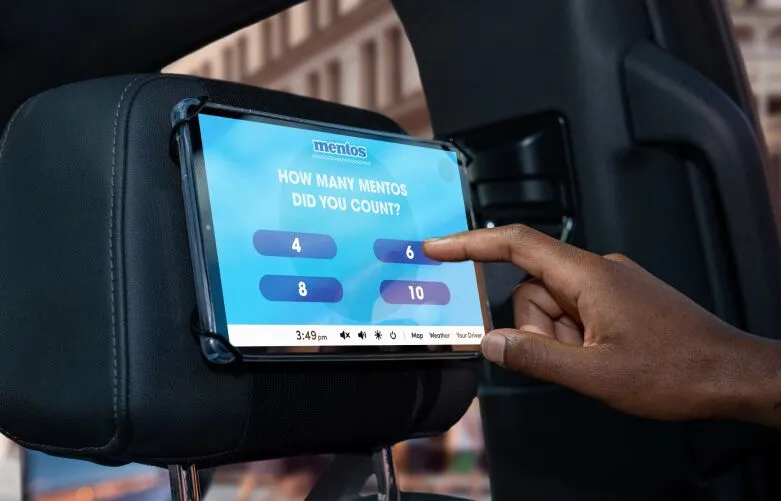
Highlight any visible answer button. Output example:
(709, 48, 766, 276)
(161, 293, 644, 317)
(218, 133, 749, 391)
(379, 280, 451, 306)
(259, 275, 343, 303)
(374, 239, 442, 266)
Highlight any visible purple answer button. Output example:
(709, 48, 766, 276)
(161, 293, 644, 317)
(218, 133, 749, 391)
(380, 280, 451, 306)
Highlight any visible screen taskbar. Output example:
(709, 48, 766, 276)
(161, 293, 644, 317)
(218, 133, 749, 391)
(228, 325, 486, 347)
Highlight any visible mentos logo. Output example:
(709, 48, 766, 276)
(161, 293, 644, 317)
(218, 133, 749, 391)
(312, 140, 368, 159)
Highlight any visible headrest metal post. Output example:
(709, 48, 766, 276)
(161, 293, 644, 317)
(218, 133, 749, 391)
(373, 447, 401, 501)
(168, 464, 202, 501)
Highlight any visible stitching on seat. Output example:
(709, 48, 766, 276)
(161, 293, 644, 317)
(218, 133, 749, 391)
(0, 77, 145, 453)
(105, 75, 145, 452)
(0, 96, 37, 169)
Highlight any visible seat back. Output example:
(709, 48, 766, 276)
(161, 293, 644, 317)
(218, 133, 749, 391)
(0, 74, 478, 468)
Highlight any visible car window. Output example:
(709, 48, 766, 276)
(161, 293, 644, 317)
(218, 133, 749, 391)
(730, 0, 781, 173)
(163, 0, 430, 137)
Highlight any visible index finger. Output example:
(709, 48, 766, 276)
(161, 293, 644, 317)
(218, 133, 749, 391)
(422, 224, 597, 295)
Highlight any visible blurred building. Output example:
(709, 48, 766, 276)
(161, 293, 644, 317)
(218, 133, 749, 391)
(732, 0, 781, 158)
(161, 7, 781, 493)
(164, 0, 428, 136)
(0, 438, 18, 460)
(0, 438, 21, 501)
(165, 0, 781, 167)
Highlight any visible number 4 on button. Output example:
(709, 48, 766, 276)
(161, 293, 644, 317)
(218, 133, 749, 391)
(253, 230, 337, 260)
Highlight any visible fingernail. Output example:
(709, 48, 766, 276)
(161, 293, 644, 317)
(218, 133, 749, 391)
(424, 237, 442, 243)
(482, 334, 506, 364)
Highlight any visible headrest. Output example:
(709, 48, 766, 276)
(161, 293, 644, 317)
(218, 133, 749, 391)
(0, 74, 478, 467)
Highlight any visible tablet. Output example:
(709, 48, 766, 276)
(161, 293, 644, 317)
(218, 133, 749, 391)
(173, 100, 491, 362)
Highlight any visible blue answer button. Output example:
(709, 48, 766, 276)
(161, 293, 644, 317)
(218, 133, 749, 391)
(260, 275, 344, 303)
(253, 230, 337, 259)
(374, 239, 441, 266)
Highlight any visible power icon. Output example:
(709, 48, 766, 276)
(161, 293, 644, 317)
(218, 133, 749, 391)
(390, 332, 397, 340)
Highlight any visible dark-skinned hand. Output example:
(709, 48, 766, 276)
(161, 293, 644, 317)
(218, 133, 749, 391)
(423, 224, 781, 427)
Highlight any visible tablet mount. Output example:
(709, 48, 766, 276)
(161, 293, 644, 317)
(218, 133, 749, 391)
(167, 448, 402, 501)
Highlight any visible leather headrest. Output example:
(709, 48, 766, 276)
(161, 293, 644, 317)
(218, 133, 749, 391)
(0, 74, 477, 467)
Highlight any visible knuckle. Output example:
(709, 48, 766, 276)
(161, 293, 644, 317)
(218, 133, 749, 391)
(506, 334, 547, 373)
(505, 223, 531, 243)
(595, 253, 622, 275)
(603, 253, 640, 270)
(571, 252, 614, 284)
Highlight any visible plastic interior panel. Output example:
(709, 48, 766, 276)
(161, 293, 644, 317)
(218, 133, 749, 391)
(392, 0, 781, 499)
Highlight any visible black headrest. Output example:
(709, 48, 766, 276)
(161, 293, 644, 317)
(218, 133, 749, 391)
(0, 74, 477, 467)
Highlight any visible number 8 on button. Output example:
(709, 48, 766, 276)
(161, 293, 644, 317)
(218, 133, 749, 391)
(260, 276, 344, 303)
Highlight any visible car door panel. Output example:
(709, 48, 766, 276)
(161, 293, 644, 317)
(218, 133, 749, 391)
(392, 0, 781, 499)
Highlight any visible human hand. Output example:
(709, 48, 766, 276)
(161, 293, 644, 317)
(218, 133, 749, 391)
(423, 225, 781, 427)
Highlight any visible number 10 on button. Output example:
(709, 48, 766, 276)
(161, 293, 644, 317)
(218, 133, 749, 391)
(380, 280, 451, 305)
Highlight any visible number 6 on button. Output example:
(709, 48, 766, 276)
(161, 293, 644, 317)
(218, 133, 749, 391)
(374, 239, 442, 266)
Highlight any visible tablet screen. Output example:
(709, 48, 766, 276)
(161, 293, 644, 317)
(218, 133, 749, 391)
(190, 107, 488, 353)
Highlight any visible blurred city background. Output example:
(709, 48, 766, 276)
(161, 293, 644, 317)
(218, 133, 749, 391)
(1, 0, 780, 500)
(161, 0, 781, 169)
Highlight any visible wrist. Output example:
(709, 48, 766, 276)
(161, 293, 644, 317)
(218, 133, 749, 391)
(719, 330, 781, 428)
(754, 339, 781, 427)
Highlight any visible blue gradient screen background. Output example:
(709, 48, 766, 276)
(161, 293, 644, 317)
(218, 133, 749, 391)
(199, 114, 484, 328)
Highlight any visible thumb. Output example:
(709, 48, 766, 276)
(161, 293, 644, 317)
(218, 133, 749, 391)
(483, 329, 600, 388)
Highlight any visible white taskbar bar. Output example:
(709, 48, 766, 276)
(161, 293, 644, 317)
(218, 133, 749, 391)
(228, 325, 485, 347)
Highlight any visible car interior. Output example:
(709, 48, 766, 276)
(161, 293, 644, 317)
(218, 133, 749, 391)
(1, 0, 781, 500)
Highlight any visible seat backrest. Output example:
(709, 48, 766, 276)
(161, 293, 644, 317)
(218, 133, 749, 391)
(0, 74, 478, 467)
